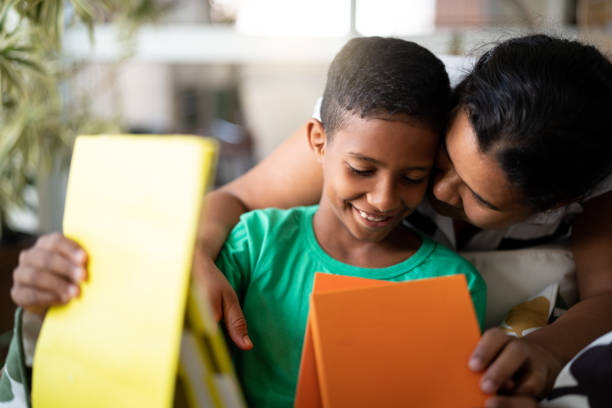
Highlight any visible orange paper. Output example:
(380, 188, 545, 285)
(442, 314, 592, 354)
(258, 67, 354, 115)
(295, 273, 485, 407)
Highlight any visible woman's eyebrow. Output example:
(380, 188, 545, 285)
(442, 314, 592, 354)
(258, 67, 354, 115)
(442, 139, 501, 212)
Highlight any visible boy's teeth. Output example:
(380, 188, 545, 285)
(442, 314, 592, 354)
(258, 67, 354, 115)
(358, 209, 387, 222)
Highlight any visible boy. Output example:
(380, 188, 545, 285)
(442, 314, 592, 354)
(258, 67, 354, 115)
(1, 37, 485, 407)
(213, 37, 486, 407)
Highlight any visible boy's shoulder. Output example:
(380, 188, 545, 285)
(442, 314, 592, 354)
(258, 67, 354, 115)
(239, 205, 317, 225)
(236, 205, 317, 236)
(227, 205, 318, 254)
(424, 237, 476, 269)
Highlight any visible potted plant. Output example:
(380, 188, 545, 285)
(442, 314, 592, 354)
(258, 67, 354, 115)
(0, 0, 165, 356)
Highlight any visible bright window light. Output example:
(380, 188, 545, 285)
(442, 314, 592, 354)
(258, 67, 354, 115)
(236, 0, 351, 37)
(356, 0, 436, 36)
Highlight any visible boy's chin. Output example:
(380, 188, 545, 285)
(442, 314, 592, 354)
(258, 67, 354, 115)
(348, 221, 405, 243)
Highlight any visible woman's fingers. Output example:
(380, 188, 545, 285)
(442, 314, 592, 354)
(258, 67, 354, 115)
(223, 290, 253, 351)
(11, 233, 88, 314)
(34, 233, 88, 278)
(485, 395, 539, 408)
(12, 265, 78, 301)
(469, 328, 562, 398)
(18, 248, 83, 286)
(469, 328, 514, 372)
(480, 339, 530, 394)
(512, 355, 555, 397)
(11, 283, 68, 315)
(192, 253, 253, 350)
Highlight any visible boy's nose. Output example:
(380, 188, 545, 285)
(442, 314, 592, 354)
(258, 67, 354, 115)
(431, 169, 462, 208)
(367, 179, 400, 212)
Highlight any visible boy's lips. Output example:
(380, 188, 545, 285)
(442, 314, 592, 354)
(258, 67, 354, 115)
(351, 206, 399, 227)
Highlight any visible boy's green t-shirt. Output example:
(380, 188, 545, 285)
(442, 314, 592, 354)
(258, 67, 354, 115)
(216, 205, 486, 408)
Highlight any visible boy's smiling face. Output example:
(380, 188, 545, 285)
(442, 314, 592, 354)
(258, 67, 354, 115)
(309, 113, 438, 244)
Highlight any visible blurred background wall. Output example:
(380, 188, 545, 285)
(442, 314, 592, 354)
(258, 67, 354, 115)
(4, 0, 612, 244)
(64, 0, 610, 174)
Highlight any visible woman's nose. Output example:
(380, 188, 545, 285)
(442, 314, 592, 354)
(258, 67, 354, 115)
(432, 169, 462, 208)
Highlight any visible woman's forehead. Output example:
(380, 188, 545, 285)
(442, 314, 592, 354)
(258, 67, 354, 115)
(445, 110, 525, 211)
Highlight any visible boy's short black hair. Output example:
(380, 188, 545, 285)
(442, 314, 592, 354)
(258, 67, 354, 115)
(320, 36, 451, 138)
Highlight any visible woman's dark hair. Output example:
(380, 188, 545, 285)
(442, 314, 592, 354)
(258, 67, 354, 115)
(455, 34, 612, 211)
(321, 36, 451, 138)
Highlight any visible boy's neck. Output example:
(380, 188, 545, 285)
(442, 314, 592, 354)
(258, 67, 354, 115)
(312, 203, 422, 269)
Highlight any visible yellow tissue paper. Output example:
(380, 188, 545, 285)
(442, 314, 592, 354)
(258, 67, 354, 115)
(32, 135, 217, 408)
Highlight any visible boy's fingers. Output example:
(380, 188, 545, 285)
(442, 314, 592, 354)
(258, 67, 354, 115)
(18, 250, 84, 284)
(35, 233, 88, 267)
(223, 292, 253, 351)
(13, 266, 79, 302)
(469, 328, 513, 371)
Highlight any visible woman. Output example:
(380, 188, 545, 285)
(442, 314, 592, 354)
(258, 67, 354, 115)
(194, 34, 612, 406)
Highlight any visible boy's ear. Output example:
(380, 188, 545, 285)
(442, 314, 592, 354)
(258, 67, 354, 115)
(306, 119, 327, 162)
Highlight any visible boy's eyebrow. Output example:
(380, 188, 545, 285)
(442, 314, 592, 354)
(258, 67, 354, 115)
(440, 141, 501, 211)
(347, 152, 430, 171)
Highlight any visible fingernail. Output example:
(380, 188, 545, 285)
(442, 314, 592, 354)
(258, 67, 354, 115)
(242, 336, 252, 348)
(75, 250, 86, 263)
(68, 285, 78, 298)
(481, 379, 497, 394)
(468, 357, 481, 371)
(73, 267, 83, 282)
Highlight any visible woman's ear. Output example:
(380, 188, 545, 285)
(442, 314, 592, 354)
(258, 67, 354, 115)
(307, 119, 327, 163)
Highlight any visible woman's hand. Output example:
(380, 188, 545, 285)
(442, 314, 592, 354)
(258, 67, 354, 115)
(484, 395, 539, 408)
(469, 328, 562, 399)
(191, 124, 322, 351)
(192, 248, 253, 350)
(11, 233, 88, 316)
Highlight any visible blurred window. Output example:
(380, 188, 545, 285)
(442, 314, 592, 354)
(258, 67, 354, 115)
(235, 0, 351, 36)
(355, 0, 436, 36)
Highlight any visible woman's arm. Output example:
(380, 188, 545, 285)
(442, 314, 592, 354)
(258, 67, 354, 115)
(193, 122, 323, 348)
(196, 123, 322, 258)
(469, 191, 612, 400)
(530, 190, 612, 361)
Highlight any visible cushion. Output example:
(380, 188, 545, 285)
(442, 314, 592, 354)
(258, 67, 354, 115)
(460, 246, 576, 329)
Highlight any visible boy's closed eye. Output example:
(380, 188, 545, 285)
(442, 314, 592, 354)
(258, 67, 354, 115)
(345, 162, 429, 184)
(401, 174, 429, 185)
(346, 163, 374, 176)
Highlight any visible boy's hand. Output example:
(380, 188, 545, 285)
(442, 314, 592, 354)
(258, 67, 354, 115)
(11, 233, 88, 316)
(193, 252, 253, 351)
(468, 328, 562, 399)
